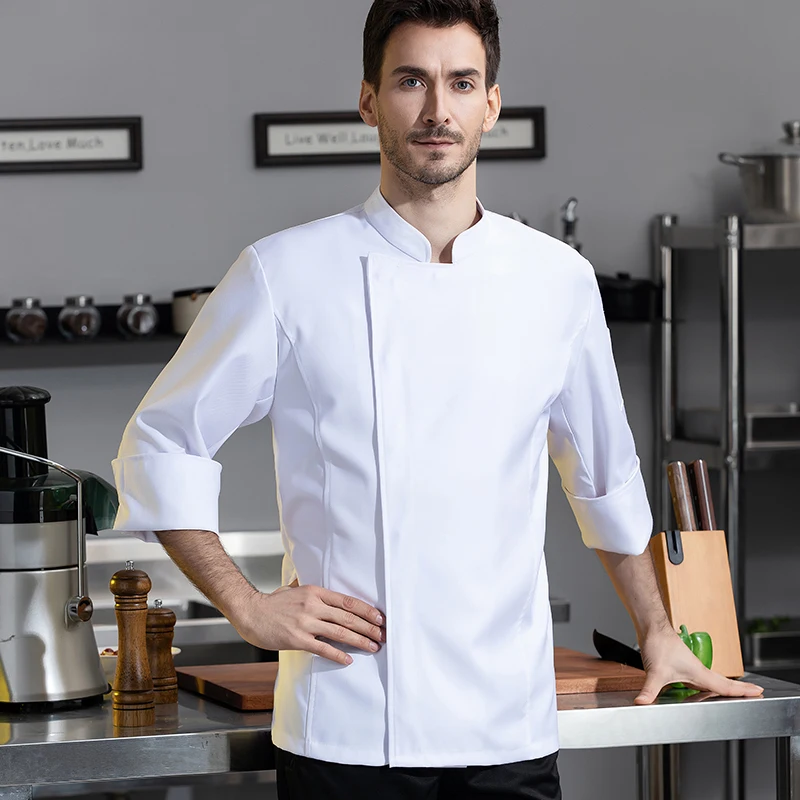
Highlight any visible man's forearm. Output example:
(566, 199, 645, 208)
(155, 530, 259, 624)
(596, 547, 672, 642)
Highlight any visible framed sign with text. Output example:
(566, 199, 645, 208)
(0, 117, 143, 173)
(254, 107, 545, 167)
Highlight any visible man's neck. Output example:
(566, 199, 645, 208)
(379, 167, 481, 264)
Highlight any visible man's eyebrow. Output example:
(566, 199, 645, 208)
(389, 66, 483, 80)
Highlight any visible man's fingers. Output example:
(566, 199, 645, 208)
(303, 634, 353, 666)
(311, 620, 381, 654)
(686, 668, 763, 697)
(320, 588, 385, 627)
(320, 606, 384, 644)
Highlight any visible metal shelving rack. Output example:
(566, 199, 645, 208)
(654, 214, 800, 800)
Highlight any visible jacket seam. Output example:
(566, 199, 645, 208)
(554, 286, 596, 495)
(272, 311, 331, 752)
(246, 245, 280, 406)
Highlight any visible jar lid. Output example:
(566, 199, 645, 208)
(65, 295, 94, 306)
(11, 298, 42, 309)
(123, 293, 153, 305)
(173, 287, 215, 299)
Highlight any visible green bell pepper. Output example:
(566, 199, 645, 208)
(679, 624, 713, 669)
(670, 624, 713, 690)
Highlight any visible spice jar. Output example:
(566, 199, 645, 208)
(116, 294, 159, 340)
(57, 296, 102, 341)
(4, 298, 48, 344)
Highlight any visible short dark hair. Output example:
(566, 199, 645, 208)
(363, 0, 501, 90)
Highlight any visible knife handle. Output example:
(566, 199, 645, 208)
(688, 459, 717, 531)
(667, 461, 698, 531)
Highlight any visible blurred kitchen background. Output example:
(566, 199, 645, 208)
(2, 1, 800, 798)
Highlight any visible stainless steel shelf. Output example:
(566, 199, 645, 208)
(663, 220, 800, 251)
(663, 439, 724, 470)
(665, 438, 800, 472)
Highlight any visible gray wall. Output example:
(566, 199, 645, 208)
(2, 1, 800, 797)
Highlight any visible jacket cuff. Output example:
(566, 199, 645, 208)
(564, 463, 653, 555)
(111, 453, 222, 543)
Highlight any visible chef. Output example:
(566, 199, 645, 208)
(111, 1, 763, 798)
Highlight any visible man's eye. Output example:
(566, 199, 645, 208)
(403, 78, 422, 88)
(456, 81, 473, 91)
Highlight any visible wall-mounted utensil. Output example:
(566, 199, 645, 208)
(560, 197, 581, 253)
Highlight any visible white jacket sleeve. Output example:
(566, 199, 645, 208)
(548, 276, 653, 555)
(111, 246, 278, 541)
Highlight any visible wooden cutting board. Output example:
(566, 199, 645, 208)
(176, 649, 645, 711)
(553, 647, 646, 694)
(649, 529, 744, 678)
(177, 662, 279, 711)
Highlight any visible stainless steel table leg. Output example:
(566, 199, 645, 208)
(777, 735, 800, 799)
(636, 745, 655, 800)
(725, 739, 744, 800)
(636, 745, 680, 800)
(0, 789, 32, 799)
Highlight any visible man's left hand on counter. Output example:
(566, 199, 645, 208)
(595, 547, 764, 705)
(634, 627, 764, 705)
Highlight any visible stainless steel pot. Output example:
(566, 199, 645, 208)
(719, 121, 800, 223)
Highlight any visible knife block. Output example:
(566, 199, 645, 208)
(649, 529, 744, 678)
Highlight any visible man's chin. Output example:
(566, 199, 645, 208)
(406, 159, 463, 185)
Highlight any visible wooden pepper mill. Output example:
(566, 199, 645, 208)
(146, 599, 178, 704)
(109, 561, 155, 727)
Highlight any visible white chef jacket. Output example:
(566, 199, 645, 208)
(112, 187, 652, 768)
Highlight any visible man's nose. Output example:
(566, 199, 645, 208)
(421, 86, 450, 128)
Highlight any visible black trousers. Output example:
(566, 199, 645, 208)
(275, 746, 562, 800)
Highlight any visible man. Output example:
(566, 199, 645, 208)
(112, 1, 763, 798)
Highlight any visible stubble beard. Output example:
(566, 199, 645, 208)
(377, 111, 483, 190)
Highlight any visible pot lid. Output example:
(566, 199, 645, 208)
(743, 121, 800, 157)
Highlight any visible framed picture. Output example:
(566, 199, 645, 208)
(254, 107, 545, 167)
(0, 117, 143, 173)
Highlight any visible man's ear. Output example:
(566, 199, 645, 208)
(482, 84, 502, 133)
(359, 80, 379, 128)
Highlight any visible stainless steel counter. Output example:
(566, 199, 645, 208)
(1, 674, 799, 798)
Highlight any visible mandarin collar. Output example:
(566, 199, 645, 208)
(364, 187, 488, 264)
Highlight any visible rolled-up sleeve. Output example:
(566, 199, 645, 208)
(547, 276, 653, 555)
(111, 245, 278, 541)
